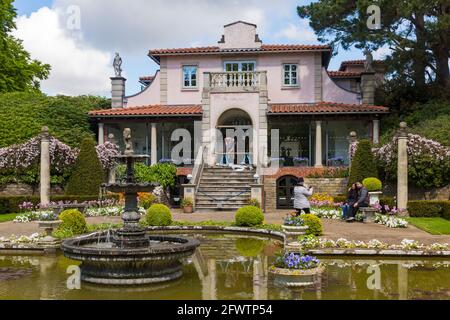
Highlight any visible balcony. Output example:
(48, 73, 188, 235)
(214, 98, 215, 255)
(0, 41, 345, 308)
(205, 71, 267, 92)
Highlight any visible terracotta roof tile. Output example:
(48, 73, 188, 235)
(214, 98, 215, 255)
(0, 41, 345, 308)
(339, 59, 384, 71)
(139, 76, 155, 81)
(328, 71, 361, 78)
(269, 102, 389, 114)
(149, 44, 331, 56)
(89, 105, 203, 117)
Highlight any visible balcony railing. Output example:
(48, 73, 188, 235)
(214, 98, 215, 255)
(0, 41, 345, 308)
(206, 71, 266, 91)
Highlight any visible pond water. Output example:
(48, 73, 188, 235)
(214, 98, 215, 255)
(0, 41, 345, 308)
(0, 232, 449, 300)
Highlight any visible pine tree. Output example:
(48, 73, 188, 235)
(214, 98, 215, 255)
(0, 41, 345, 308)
(65, 138, 104, 195)
(349, 139, 378, 186)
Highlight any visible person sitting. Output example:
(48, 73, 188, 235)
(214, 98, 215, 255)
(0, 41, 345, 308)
(347, 181, 369, 222)
(293, 177, 314, 216)
(341, 183, 358, 220)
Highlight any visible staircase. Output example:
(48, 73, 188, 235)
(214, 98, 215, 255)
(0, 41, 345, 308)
(195, 166, 256, 211)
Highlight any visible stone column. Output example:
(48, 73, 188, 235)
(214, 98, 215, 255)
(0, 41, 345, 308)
(398, 264, 408, 300)
(111, 76, 127, 108)
(40, 126, 51, 206)
(151, 123, 158, 165)
(182, 184, 196, 211)
(98, 123, 105, 145)
(361, 72, 376, 105)
(107, 133, 117, 184)
(250, 184, 264, 211)
(349, 131, 358, 168)
(397, 122, 408, 214)
(314, 121, 323, 168)
(372, 120, 380, 145)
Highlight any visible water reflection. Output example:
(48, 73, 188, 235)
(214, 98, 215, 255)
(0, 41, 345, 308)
(0, 234, 449, 300)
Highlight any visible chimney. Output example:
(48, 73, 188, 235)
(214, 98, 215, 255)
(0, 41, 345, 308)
(361, 71, 375, 105)
(111, 76, 127, 108)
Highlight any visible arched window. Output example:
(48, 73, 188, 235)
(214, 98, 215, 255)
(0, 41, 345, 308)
(276, 176, 299, 209)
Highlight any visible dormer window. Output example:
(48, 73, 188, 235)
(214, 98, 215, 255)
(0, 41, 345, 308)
(283, 64, 299, 87)
(183, 65, 198, 88)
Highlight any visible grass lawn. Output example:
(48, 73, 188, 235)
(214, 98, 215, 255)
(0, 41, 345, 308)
(0, 213, 18, 223)
(406, 217, 450, 235)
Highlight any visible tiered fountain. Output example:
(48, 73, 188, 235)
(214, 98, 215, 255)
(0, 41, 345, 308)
(61, 128, 200, 285)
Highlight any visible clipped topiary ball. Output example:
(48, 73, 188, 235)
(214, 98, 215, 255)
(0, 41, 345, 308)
(58, 209, 87, 235)
(145, 204, 172, 226)
(235, 206, 264, 227)
(301, 214, 323, 236)
(363, 177, 383, 192)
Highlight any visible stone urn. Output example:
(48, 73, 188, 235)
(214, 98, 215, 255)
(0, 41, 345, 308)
(369, 191, 383, 206)
(269, 264, 325, 288)
(282, 225, 309, 245)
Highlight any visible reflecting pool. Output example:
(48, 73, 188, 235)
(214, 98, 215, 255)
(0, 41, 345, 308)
(0, 233, 449, 300)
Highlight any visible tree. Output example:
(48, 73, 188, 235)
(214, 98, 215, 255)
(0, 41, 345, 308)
(65, 138, 104, 196)
(349, 139, 378, 186)
(297, 0, 449, 88)
(0, 0, 51, 93)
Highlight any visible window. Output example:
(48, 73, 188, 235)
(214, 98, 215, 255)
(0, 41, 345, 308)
(224, 61, 256, 72)
(183, 66, 198, 88)
(283, 64, 299, 87)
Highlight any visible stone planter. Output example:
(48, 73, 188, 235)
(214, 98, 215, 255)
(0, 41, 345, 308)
(369, 191, 383, 206)
(282, 225, 309, 245)
(269, 265, 325, 288)
(37, 220, 62, 237)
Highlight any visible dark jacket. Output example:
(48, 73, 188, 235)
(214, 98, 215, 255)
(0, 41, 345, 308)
(357, 187, 370, 207)
(347, 188, 358, 205)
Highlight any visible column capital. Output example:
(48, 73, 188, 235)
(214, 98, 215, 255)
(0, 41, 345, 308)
(398, 122, 408, 138)
(41, 126, 50, 141)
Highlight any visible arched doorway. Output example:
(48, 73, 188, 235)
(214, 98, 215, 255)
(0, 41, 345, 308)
(277, 176, 299, 209)
(216, 109, 253, 166)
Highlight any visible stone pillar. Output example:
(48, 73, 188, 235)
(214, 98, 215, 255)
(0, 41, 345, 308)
(98, 123, 105, 145)
(398, 264, 408, 300)
(182, 184, 196, 211)
(315, 121, 323, 168)
(372, 119, 380, 145)
(111, 76, 127, 108)
(40, 127, 51, 206)
(107, 133, 117, 184)
(349, 131, 358, 168)
(151, 123, 158, 165)
(361, 72, 376, 105)
(250, 184, 264, 211)
(397, 122, 408, 214)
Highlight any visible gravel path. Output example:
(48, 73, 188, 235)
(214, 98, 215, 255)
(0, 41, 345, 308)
(1, 209, 449, 245)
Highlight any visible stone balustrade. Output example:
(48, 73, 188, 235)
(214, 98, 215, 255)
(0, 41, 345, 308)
(208, 71, 266, 91)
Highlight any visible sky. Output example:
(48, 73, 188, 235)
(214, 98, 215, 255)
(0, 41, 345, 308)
(12, 0, 389, 97)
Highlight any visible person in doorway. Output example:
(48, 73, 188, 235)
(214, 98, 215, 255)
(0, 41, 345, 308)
(347, 181, 369, 221)
(293, 177, 314, 216)
(341, 183, 358, 220)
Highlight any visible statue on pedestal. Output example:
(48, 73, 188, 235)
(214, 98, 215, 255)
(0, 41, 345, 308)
(123, 128, 134, 155)
(364, 49, 374, 73)
(113, 52, 123, 77)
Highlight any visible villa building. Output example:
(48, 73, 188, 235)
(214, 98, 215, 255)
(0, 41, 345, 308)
(89, 21, 389, 211)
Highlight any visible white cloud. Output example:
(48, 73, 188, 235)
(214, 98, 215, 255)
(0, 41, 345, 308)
(373, 46, 392, 59)
(14, 7, 111, 96)
(275, 22, 319, 43)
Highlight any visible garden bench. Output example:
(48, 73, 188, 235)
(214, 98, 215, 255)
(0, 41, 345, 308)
(360, 207, 378, 223)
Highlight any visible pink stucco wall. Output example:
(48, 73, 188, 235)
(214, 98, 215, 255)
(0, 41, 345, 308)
(322, 69, 360, 104)
(126, 71, 161, 107)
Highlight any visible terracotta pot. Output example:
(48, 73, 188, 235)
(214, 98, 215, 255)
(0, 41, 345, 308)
(183, 206, 193, 214)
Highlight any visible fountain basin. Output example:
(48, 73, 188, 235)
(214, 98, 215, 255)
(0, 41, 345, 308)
(62, 233, 200, 285)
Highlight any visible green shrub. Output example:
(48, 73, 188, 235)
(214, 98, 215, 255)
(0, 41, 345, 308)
(65, 138, 104, 196)
(301, 214, 323, 236)
(380, 196, 396, 208)
(116, 162, 177, 188)
(349, 140, 378, 186)
(58, 209, 87, 235)
(235, 206, 264, 227)
(235, 238, 265, 257)
(145, 204, 172, 226)
(408, 201, 443, 217)
(139, 193, 158, 209)
(363, 178, 382, 192)
(441, 202, 450, 221)
(180, 197, 193, 208)
(334, 195, 347, 203)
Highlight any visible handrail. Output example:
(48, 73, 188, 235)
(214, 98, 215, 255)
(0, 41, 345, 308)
(191, 145, 207, 192)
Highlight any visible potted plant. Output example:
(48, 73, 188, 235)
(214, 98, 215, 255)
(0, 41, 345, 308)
(282, 214, 309, 244)
(363, 177, 383, 205)
(269, 252, 324, 287)
(181, 198, 194, 214)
